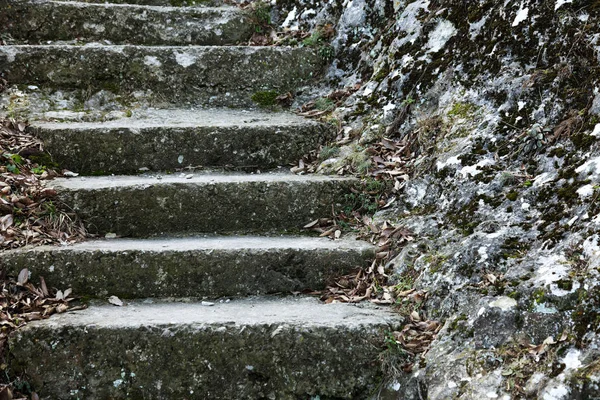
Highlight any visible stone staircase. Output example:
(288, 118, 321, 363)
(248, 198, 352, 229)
(1, 0, 396, 398)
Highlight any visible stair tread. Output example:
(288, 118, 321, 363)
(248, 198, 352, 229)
(20, 296, 394, 329)
(33, 108, 320, 129)
(5, 1, 250, 46)
(1, 45, 323, 107)
(46, 0, 239, 11)
(6, 235, 373, 298)
(52, 171, 354, 190)
(15, 235, 373, 252)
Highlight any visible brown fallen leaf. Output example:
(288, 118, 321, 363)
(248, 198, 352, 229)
(17, 269, 28, 286)
(108, 296, 124, 307)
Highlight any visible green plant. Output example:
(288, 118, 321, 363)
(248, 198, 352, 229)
(302, 27, 335, 60)
(249, 1, 272, 33)
(318, 145, 340, 161)
(314, 97, 335, 112)
(401, 96, 416, 106)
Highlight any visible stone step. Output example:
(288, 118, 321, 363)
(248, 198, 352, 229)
(47, 0, 225, 6)
(52, 172, 355, 236)
(31, 109, 334, 174)
(0, 45, 324, 107)
(10, 297, 395, 399)
(4, 236, 374, 298)
(4, 1, 252, 46)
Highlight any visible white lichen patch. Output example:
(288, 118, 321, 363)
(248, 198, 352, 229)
(174, 52, 197, 68)
(83, 22, 106, 34)
(469, 15, 488, 40)
(554, 0, 573, 11)
(282, 6, 297, 29)
(392, 0, 430, 49)
(489, 296, 517, 311)
(576, 184, 595, 199)
(561, 349, 582, 371)
(535, 254, 568, 286)
(459, 158, 495, 178)
(144, 56, 162, 68)
(512, 4, 529, 27)
(436, 156, 461, 171)
(426, 20, 457, 53)
(576, 156, 600, 181)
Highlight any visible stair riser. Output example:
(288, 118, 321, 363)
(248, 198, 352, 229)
(35, 124, 334, 174)
(10, 322, 388, 399)
(57, 179, 354, 236)
(0, 46, 324, 107)
(4, 246, 373, 298)
(4, 1, 252, 45)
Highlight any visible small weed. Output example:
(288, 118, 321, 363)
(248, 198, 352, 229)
(249, 1, 272, 33)
(314, 97, 335, 112)
(318, 145, 340, 161)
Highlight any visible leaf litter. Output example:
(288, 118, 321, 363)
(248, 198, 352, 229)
(0, 119, 87, 398)
(297, 104, 442, 367)
(0, 267, 84, 399)
(0, 119, 87, 249)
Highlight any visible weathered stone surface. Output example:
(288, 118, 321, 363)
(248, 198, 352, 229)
(52, 172, 356, 236)
(9, 297, 395, 399)
(4, 0, 252, 45)
(32, 109, 335, 174)
(3, 236, 374, 298)
(53, 0, 224, 5)
(0, 45, 324, 107)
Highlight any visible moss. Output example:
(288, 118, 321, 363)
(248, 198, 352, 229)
(448, 313, 468, 332)
(251, 90, 279, 107)
(548, 147, 566, 158)
(448, 102, 479, 119)
(556, 279, 573, 291)
(505, 191, 518, 201)
(570, 133, 596, 150)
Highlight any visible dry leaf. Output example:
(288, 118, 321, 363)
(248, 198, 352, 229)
(17, 269, 28, 286)
(108, 296, 123, 307)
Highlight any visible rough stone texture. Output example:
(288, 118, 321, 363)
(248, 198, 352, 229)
(9, 297, 395, 399)
(32, 109, 335, 174)
(52, 172, 356, 236)
(231, 0, 600, 397)
(3, 236, 374, 298)
(3, 0, 252, 45)
(0, 45, 325, 107)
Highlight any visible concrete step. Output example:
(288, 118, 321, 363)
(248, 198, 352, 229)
(31, 109, 334, 174)
(4, 236, 374, 298)
(4, 0, 252, 45)
(0, 45, 324, 107)
(44, 0, 225, 6)
(10, 297, 395, 399)
(52, 172, 355, 236)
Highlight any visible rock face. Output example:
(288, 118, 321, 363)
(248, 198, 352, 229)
(269, 0, 600, 398)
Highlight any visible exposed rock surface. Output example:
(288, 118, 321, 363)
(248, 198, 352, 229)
(272, 0, 600, 397)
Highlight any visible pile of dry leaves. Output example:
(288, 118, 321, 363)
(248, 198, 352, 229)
(296, 90, 444, 363)
(0, 119, 86, 398)
(0, 267, 82, 399)
(0, 119, 86, 249)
